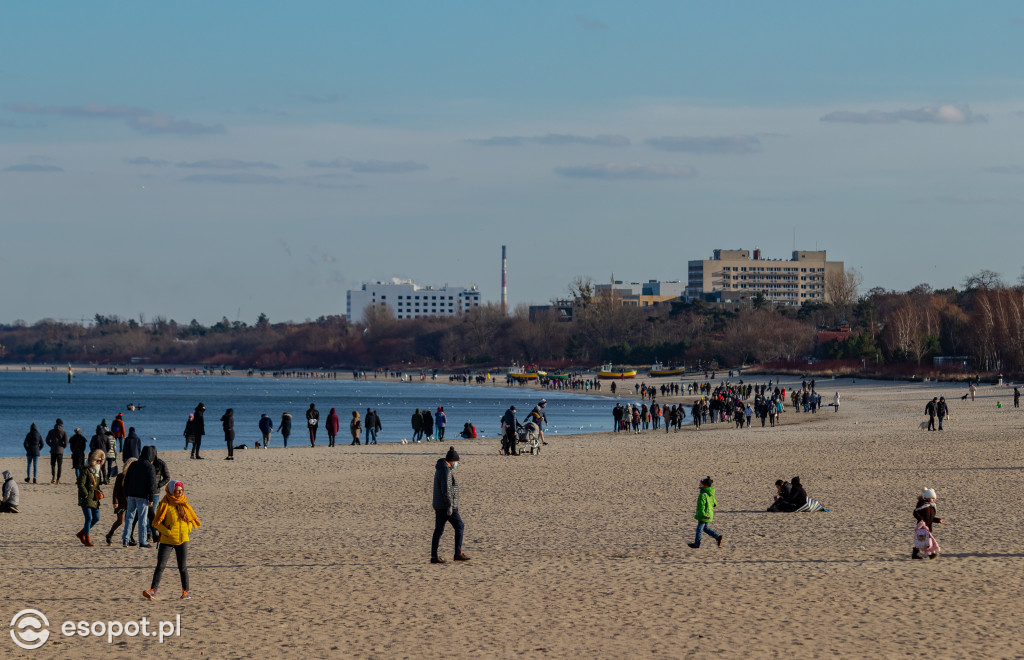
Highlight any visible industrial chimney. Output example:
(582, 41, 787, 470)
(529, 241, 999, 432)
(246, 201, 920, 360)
(501, 245, 508, 315)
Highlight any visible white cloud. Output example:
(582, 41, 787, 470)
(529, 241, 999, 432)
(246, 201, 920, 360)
(821, 104, 986, 125)
(176, 159, 279, 169)
(646, 135, 761, 154)
(554, 162, 696, 180)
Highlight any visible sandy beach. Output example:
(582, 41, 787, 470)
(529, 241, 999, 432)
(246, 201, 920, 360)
(2, 377, 1022, 658)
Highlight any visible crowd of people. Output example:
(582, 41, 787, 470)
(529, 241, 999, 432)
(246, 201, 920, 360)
(608, 378, 842, 433)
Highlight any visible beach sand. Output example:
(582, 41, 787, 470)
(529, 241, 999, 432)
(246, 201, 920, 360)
(2, 378, 1022, 658)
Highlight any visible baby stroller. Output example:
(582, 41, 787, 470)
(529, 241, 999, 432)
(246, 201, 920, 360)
(516, 421, 541, 455)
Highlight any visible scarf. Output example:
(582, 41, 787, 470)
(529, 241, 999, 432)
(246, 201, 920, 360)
(153, 486, 201, 529)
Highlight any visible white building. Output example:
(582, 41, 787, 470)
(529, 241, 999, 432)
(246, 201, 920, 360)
(346, 280, 482, 323)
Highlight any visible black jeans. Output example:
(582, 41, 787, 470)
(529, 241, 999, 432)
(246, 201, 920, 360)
(193, 436, 203, 457)
(50, 454, 63, 481)
(431, 508, 464, 560)
(151, 541, 189, 592)
(225, 430, 234, 458)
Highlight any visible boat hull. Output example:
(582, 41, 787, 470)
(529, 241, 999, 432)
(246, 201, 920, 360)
(598, 370, 637, 379)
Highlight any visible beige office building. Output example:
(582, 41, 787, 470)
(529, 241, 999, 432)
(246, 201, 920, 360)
(687, 249, 844, 306)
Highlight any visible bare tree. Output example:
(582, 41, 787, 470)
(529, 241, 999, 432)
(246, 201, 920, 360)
(962, 269, 1004, 291)
(825, 268, 863, 307)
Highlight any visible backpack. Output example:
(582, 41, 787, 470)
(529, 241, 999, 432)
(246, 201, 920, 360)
(913, 520, 940, 554)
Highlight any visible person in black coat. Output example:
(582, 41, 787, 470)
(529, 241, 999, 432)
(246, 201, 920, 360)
(69, 428, 89, 481)
(24, 423, 44, 484)
(45, 419, 69, 484)
(279, 412, 292, 447)
(122, 446, 156, 547)
(221, 408, 235, 460)
(141, 446, 170, 543)
(787, 476, 808, 508)
(305, 404, 319, 446)
(121, 427, 143, 463)
(191, 403, 206, 459)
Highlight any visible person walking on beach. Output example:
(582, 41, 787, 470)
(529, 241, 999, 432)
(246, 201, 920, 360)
(183, 413, 195, 455)
(501, 405, 521, 455)
(365, 409, 379, 444)
(411, 409, 424, 442)
(431, 446, 469, 564)
(528, 400, 549, 444)
(912, 487, 945, 559)
(105, 456, 135, 545)
(122, 426, 142, 463)
(2, 470, 20, 513)
(221, 409, 235, 460)
(279, 412, 292, 447)
(24, 423, 43, 484)
(143, 481, 202, 601)
(422, 408, 434, 441)
(350, 411, 363, 445)
(687, 477, 723, 549)
(259, 413, 274, 448)
(435, 407, 447, 441)
(103, 424, 118, 483)
(192, 403, 206, 459)
(925, 397, 938, 431)
(325, 408, 340, 447)
(111, 413, 127, 452)
(143, 447, 169, 543)
(46, 419, 69, 484)
(88, 426, 108, 484)
(70, 427, 88, 481)
(122, 447, 155, 548)
(306, 403, 320, 446)
(1015, 387, 1021, 409)
(936, 396, 949, 430)
(76, 449, 105, 546)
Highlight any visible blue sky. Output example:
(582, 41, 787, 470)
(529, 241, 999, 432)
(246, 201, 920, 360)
(3, 2, 1024, 324)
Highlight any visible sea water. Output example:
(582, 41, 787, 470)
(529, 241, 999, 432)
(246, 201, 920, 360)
(0, 370, 627, 458)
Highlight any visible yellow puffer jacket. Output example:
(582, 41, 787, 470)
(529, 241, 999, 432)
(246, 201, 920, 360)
(152, 502, 194, 545)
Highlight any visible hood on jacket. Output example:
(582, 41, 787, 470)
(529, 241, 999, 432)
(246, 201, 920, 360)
(435, 458, 449, 470)
(2, 470, 11, 482)
(141, 446, 156, 463)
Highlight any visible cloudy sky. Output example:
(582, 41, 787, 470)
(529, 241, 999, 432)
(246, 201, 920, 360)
(3, 1, 1024, 324)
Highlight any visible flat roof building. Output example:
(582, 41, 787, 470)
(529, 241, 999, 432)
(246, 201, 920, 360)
(594, 279, 688, 307)
(687, 249, 843, 306)
(346, 280, 482, 323)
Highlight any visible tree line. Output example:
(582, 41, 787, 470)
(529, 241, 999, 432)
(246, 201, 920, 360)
(2, 271, 1023, 376)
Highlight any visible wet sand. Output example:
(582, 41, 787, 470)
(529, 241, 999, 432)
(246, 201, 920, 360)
(2, 378, 1022, 658)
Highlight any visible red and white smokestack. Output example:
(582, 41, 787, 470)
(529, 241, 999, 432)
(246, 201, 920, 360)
(501, 245, 508, 314)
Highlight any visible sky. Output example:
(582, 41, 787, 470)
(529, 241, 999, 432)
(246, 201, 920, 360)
(3, 1, 1024, 325)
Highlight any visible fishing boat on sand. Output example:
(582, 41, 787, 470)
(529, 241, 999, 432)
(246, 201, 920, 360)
(597, 364, 637, 379)
(649, 362, 685, 377)
(507, 364, 539, 381)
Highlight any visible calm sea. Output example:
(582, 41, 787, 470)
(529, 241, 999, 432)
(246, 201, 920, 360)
(0, 371, 623, 458)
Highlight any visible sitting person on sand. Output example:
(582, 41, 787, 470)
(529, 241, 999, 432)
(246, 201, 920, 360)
(768, 476, 829, 512)
(767, 479, 796, 512)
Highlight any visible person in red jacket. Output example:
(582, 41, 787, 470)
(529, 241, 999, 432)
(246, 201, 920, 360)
(326, 408, 340, 447)
(110, 413, 127, 452)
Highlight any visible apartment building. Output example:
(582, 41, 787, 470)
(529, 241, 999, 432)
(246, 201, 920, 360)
(687, 249, 843, 306)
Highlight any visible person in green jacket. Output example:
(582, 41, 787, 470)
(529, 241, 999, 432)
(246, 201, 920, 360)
(688, 476, 723, 549)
